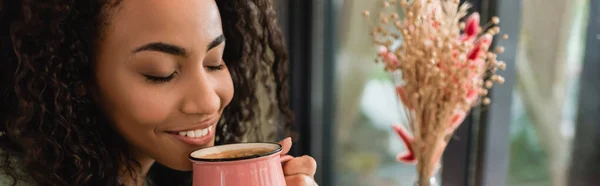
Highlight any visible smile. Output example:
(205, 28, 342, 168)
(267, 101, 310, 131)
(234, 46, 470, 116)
(169, 125, 215, 146)
(177, 125, 212, 138)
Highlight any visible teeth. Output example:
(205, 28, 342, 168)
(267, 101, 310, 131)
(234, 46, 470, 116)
(194, 130, 202, 137)
(186, 131, 195, 138)
(178, 126, 212, 138)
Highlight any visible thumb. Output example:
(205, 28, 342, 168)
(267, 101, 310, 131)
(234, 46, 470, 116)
(278, 137, 292, 155)
(278, 137, 294, 162)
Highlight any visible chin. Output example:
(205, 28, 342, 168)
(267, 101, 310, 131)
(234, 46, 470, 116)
(153, 140, 215, 171)
(154, 153, 195, 171)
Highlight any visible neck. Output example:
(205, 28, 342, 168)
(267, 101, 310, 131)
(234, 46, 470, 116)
(121, 150, 155, 186)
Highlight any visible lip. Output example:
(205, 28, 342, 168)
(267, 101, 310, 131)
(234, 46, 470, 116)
(169, 125, 215, 146)
(167, 116, 220, 133)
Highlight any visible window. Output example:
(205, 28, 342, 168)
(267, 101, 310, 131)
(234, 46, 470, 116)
(507, 0, 589, 185)
(278, 0, 600, 185)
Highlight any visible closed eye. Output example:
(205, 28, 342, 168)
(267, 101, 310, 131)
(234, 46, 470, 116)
(206, 64, 225, 72)
(144, 72, 178, 83)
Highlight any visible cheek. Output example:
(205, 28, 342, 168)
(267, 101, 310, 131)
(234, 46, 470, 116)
(95, 70, 175, 129)
(217, 68, 234, 107)
(127, 90, 175, 125)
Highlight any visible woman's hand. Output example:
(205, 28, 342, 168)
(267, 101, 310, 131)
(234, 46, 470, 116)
(279, 138, 318, 186)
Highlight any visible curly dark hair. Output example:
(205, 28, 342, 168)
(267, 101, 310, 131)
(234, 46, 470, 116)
(0, 0, 293, 185)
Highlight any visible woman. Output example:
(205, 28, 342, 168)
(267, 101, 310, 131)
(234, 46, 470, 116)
(0, 0, 317, 185)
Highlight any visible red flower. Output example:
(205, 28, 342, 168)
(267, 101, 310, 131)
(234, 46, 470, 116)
(463, 13, 480, 41)
(392, 124, 417, 164)
(392, 124, 448, 165)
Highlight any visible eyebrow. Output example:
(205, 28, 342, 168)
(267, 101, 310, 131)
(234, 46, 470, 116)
(207, 35, 226, 52)
(133, 42, 187, 56)
(132, 34, 226, 56)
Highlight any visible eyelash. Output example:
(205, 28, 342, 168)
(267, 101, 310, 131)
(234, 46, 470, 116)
(144, 64, 225, 83)
(145, 72, 178, 83)
(206, 64, 225, 72)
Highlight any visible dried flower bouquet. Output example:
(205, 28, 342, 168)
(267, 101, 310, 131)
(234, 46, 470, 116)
(362, 0, 508, 185)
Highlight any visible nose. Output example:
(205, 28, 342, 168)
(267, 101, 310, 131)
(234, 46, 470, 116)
(180, 72, 221, 116)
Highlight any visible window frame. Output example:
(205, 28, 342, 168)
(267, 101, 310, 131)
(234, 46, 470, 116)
(569, 0, 600, 185)
(467, 0, 521, 185)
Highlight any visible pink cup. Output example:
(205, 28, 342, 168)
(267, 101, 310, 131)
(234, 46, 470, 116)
(188, 142, 286, 186)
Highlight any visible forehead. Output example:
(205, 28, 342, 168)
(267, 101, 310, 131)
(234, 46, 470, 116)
(103, 0, 222, 51)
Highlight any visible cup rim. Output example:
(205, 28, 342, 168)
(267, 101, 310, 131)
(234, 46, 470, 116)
(188, 142, 282, 162)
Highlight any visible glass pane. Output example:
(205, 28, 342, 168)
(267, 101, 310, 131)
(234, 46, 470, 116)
(507, 0, 590, 186)
(332, 0, 440, 185)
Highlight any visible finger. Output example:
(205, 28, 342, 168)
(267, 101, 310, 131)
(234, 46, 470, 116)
(283, 155, 317, 177)
(278, 137, 292, 155)
(280, 155, 294, 163)
(285, 174, 318, 186)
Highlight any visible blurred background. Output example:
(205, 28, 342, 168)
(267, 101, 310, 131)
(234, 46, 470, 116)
(275, 0, 600, 186)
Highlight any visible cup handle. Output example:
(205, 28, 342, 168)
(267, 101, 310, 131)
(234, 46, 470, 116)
(280, 155, 294, 163)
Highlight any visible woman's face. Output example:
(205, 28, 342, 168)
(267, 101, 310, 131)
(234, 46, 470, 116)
(94, 0, 233, 171)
